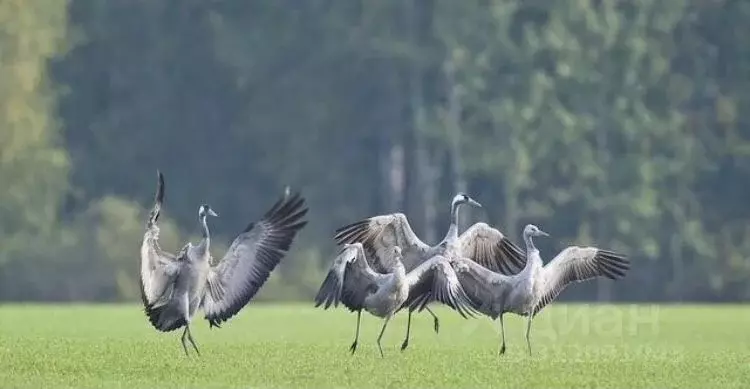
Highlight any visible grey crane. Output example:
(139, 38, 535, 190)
(314, 242, 478, 358)
(415, 223, 630, 356)
(139, 172, 309, 356)
(333, 193, 526, 350)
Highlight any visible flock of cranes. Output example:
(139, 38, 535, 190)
(139, 171, 630, 357)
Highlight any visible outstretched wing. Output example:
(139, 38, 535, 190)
(534, 246, 629, 315)
(314, 243, 388, 312)
(456, 222, 526, 275)
(140, 251, 184, 332)
(334, 213, 430, 273)
(146, 170, 165, 229)
(403, 255, 480, 319)
(202, 191, 308, 327)
(139, 169, 183, 331)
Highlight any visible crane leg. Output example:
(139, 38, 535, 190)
(185, 324, 201, 356)
(425, 306, 440, 333)
(376, 316, 392, 358)
(498, 314, 506, 355)
(349, 310, 362, 355)
(180, 326, 190, 357)
(400, 310, 412, 351)
(525, 312, 533, 357)
(178, 294, 197, 357)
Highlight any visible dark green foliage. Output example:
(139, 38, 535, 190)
(0, 0, 749, 301)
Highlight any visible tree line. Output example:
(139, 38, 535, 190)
(0, 0, 748, 302)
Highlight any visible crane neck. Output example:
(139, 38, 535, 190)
(444, 201, 461, 242)
(523, 231, 536, 252)
(197, 214, 211, 253)
(522, 231, 541, 272)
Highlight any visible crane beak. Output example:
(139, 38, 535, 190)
(538, 230, 549, 237)
(208, 209, 219, 217)
(468, 198, 482, 208)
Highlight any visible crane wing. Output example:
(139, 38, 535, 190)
(201, 192, 308, 328)
(334, 213, 430, 273)
(139, 170, 184, 331)
(533, 246, 629, 315)
(314, 242, 389, 312)
(456, 222, 526, 275)
(403, 255, 480, 319)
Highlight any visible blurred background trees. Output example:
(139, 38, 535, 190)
(0, 0, 748, 302)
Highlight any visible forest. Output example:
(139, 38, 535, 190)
(0, 0, 748, 303)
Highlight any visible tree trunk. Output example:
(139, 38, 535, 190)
(504, 136, 522, 241)
(444, 56, 469, 232)
(406, 0, 438, 243)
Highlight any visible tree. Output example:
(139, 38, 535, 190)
(0, 0, 71, 265)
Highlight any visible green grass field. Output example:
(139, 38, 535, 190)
(0, 303, 748, 388)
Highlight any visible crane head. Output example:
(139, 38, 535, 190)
(452, 192, 482, 209)
(523, 224, 549, 237)
(198, 204, 219, 219)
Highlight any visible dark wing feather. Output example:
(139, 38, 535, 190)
(202, 192, 308, 327)
(147, 170, 165, 228)
(403, 256, 480, 319)
(533, 247, 630, 315)
(456, 222, 526, 275)
(140, 256, 184, 332)
(314, 243, 386, 312)
(334, 213, 430, 273)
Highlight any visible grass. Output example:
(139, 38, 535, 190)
(0, 303, 748, 388)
